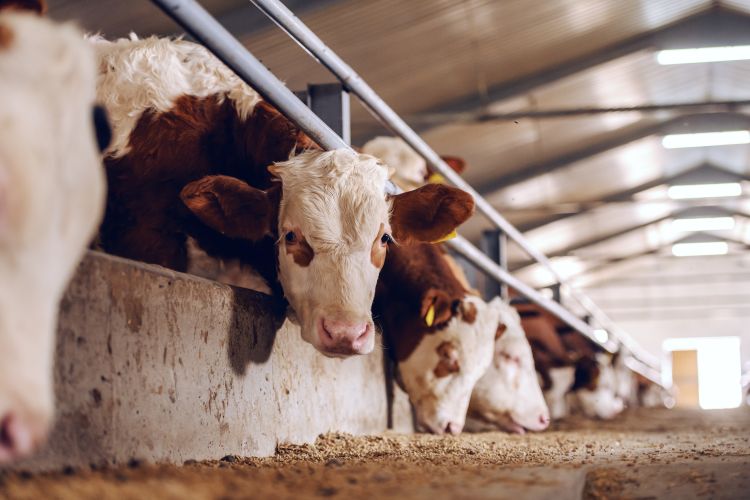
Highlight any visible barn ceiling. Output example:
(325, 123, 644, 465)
(48, 0, 750, 304)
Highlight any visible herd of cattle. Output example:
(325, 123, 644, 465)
(0, 0, 664, 465)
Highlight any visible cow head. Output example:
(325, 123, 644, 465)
(468, 299, 550, 434)
(397, 295, 500, 435)
(181, 149, 474, 357)
(0, 11, 105, 462)
(573, 353, 625, 420)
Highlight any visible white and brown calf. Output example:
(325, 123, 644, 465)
(467, 300, 550, 434)
(374, 243, 499, 434)
(93, 35, 475, 357)
(0, 0, 107, 462)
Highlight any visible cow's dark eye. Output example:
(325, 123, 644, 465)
(285, 231, 297, 243)
(381, 233, 392, 245)
(92, 105, 112, 153)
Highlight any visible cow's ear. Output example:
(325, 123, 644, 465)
(420, 288, 454, 328)
(389, 183, 474, 244)
(180, 175, 279, 241)
(0, 0, 47, 14)
(440, 156, 466, 175)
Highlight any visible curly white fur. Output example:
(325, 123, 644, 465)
(90, 34, 262, 157)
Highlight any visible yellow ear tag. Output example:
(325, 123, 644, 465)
(427, 173, 446, 185)
(425, 304, 436, 327)
(432, 230, 457, 244)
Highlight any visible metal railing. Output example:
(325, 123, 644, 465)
(149, 0, 663, 385)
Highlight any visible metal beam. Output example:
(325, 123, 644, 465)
(513, 207, 750, 271)
(517, 163, 744, 232)
(478, 112, 750, 198)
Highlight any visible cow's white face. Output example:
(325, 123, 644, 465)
(469, 299, 550, 434)
(0, 11, 105, 462)
(272, 150, 390, 357)
(398, 296, 499, 435)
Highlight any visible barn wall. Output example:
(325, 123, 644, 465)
(17, 252, 412, 471)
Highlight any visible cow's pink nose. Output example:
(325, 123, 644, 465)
(319, 318, 371, 355)
(445, 422, 462, 435)
(539, 414, 550, 429)
(0, 413, 36, 463)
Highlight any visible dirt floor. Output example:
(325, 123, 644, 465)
(1, 407, 748, 500)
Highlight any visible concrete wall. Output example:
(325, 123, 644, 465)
(19, 252, 412, 471)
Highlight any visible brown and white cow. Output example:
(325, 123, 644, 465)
(0, 0, 107, 462)
(374, 243, 500, 434)
(513, 301, 625, 420)
(92, 35, 475, 357)
(466, 300, 550, 434)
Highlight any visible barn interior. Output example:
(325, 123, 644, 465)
(1, 0, 749, 499)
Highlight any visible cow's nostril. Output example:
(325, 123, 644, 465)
(540, 415, 550, 426)
(0, 413, 34, 461)
(445, 422, 461, 435)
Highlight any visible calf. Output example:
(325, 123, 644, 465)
(374, 243, 500, 434)
(466, 300, 550, 434)
(0, 0, 107, 462)
(93, 35, 474, 357)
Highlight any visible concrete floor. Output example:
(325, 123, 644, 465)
(0, 407, 748, 499)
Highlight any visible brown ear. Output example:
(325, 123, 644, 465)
(180, 176, 279, 241)
(420, 288, 454, 327)
(390, 183, 474, 244)
(0, 0, 46, 14)
(440, 156, 466, 175)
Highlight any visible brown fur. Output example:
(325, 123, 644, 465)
(285, 233, 314, 267)
(374, 243, 471, 362)
(495, 323, 507, 340)
(0, 0, 45, 14)
(370, 223, 387, 268)
(460, 301, 477, 324)
(390, 183, 474, 244)
(434, 341, 460, 377)
(99, 94, 314, 294)
(0, 22, 11, 49)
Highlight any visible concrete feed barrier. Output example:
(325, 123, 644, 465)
(17, 251, 411, 471)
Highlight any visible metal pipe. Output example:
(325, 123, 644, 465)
(248, 0, 660, 374)
(445, 237, 618, 353)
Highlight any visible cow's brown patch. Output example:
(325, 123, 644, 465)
(371, 223, 387, 268)
(434, 341, 460, 378)
(0, 0, 46, 14)
(495, 323, 507, 340)
(285, 232, 314, 267)
(459, 301, 477, 324)
(0, 23, 12, 49)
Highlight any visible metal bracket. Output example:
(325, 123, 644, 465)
(480, 229, 509, 300)
(294, 83, 350, 145)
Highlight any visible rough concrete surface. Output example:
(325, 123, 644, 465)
(1, 408, 748, 499)
(9, 251, 412, 471)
